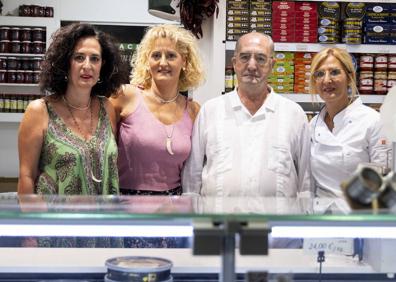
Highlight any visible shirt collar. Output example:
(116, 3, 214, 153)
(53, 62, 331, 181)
(230, 86, 276, 117)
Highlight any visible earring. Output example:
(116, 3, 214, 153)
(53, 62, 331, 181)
(182, 67, 186, 72)
(97, 77, 102, 84)
(347, 85, 352, 96)
(64, 75, 68, 81)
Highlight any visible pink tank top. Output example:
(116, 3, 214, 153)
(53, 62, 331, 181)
(117, 91, 193, 191)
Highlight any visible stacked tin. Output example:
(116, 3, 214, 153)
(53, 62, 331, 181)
(250, 0, 272, 36)
(295, 2, 318, 43)
(317, 2, 341, 44)
(342, 2, 365, 44)
(226, 0, 250, 41)
(294, 52, 314, 94)
(363, 3, 392, 44)
(268, 51, 294, 93)
(272, 1, 295, 42)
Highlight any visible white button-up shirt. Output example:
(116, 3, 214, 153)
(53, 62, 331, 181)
(310, 97, 390, 198)
(182, 88, 312, 197)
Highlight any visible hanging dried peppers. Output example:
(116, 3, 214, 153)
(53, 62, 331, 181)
(178, 0, 219, 38)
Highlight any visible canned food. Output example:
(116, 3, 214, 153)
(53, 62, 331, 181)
(16, 70, 24, 83)
(375, 54, 388, 70)
(360, 55, 374, 70)
(45, 7, 54, 17)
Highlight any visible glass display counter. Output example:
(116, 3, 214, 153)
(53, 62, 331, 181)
(0, 194, 395, 281)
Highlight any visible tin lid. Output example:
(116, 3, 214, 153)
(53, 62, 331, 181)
(105, 256, 172, 273)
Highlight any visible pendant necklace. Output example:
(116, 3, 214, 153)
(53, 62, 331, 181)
(164, 124, 175, 155)
(64, 96, 102, 183)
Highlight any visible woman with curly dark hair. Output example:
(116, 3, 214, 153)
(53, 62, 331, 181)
(17, 23, 128, 196)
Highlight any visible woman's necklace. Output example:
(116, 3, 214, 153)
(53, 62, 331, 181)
(152, 92, 179, 104)
(64, 97, 102, 183)
(62, 95, 91, 111)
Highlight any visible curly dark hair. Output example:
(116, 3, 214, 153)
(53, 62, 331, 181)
(39, 23, 128, 97)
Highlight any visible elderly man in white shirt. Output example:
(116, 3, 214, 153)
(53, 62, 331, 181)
(182, 32, 312, 197)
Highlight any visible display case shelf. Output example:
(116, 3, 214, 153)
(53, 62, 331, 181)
(0, 83, 40, 95)
(0, 113, 23, 122)
(0, 53, 45, 57)
(225, 42, 396, 54)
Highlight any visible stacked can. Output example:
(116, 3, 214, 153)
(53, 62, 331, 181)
(272, 1, 295, 43)
(342, 2, 365, 44)
(388, 55, 396, 91)
(249, 0, 272, 36)
(363, 3, 391, 44)
(391, 5, 396, 44)
(373, 54, 388, 94)
(226, 0, 250, 41)
(295, 2, 318, 43)
(268, 52, 294, 93)
(317, 2, 341, 44)
(294, 52, 314, 94)
(358, 54, 374, 94)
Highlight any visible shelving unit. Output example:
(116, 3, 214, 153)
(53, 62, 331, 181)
(222, 0, 395, 106)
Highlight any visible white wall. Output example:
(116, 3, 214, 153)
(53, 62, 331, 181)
(0, 0, 221, 177)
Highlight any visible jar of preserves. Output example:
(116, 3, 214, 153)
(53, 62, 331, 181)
(0, 27, 10, 41)
(24, 70, 33, 84)
(225, 66, 234, 92)
(19, 5, 32, 16)
(9, 27, 20, 41)
(0, 40, 10, 53)
(0, 70, 6, 83)
(20, 28, 32, 41)
(10, 40, 21, 53)
(32, 70, 40, 84)
(21, 41, 31, 54)
(16, 70, 24, 83)
(31, 41, 45, 54)
(6, 57, 18, 70)
(6, 70, 17, 83)
(20, 58, 31, 70)
(0, 57, 7, 69)
(45, 6, 54, 17)
(32, 28, 45, 41)
(32, 57, 42, 70)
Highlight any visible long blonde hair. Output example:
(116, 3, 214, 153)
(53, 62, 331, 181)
(309, 47, 358, 99)
(130, 24, 205, 92)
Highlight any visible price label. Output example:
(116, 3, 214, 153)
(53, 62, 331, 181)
(303, 238, 354, 255)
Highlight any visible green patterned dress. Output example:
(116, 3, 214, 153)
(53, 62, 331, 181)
(35, 97, 119, 195)
(34, 97, 122, 248)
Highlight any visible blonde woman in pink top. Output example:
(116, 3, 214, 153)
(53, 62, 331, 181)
(110, 24, 205, 196)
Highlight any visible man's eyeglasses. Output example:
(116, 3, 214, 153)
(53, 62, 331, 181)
(237, 52, 271, 66)
(313, 68, 343, 82)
